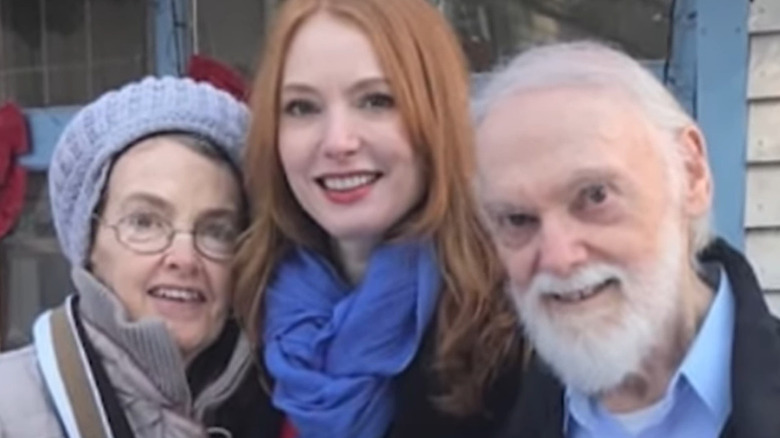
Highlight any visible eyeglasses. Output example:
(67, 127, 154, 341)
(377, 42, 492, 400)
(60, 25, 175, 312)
(93, 212, 241, 261)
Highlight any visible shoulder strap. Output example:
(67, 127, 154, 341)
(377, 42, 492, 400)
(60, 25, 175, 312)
(33, 296, 134, 438)
(70, 297, 135, 438)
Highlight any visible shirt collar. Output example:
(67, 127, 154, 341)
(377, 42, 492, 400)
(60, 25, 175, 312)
(677, 264, 734, 422)
(563, 263, 735, 434)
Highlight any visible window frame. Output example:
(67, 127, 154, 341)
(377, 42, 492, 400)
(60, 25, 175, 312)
(18, 0, 190, 171)
(14, 0, 749, 247)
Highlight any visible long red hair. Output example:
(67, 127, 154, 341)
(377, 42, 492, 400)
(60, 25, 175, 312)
(235, 0, 520, 414)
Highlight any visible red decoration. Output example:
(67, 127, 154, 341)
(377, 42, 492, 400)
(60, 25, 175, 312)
(187, 55, 248, 102)
(279, 419, 297, 438)
(0, 102, 29, 239)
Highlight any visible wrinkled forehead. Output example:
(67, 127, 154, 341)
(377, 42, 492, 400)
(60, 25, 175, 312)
(474, 87, 664, 202)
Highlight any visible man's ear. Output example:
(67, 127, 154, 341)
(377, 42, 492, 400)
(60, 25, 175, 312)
(678, 124, 713, 219)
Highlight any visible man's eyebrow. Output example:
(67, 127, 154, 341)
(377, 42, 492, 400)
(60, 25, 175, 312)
(481, 200, 533, 214)
(562, 168, 624, 193)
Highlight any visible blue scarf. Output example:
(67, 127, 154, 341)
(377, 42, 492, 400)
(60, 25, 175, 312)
(264, 241, 441, 438)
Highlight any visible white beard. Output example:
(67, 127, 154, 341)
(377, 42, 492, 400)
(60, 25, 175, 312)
(509, 220, 684, 395)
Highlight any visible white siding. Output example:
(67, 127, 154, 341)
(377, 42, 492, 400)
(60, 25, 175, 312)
(747, 0, 780, 308)
(745, 167, 780, 228)
(750, 0, 780, 33)
(746, 230, 780, 290)
(747, 101, 780, 162)
(766, 294, 780, 315)
(748, 33, 780, 100)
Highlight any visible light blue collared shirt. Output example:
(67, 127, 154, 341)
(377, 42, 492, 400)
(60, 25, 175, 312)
(564, 265, 734, 438)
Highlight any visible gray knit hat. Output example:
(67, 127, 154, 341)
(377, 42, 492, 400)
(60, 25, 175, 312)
(48, 76, 250, 267)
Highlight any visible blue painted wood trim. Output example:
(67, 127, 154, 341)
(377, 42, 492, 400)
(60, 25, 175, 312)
(19, 106, 79, 171)
(154, 0, 191, 76)
(665, 0, 697, 116)
(696, 0, 750, 248)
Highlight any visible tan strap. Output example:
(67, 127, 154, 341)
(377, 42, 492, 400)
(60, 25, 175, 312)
(50, 306, 112, 438)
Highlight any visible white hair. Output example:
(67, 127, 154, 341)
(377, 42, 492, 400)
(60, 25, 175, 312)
(510, 207, 684, 395)
(472, 41, 712, 256)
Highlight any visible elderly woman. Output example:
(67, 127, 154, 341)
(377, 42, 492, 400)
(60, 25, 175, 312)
(0, 77, 280, 437)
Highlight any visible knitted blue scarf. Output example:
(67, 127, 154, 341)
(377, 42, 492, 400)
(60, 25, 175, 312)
(263, 241, 441, 438)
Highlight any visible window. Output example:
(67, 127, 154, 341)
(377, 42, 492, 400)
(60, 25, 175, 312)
(0, 0, 151, 349)
(1, 174, 71, 349)
(193, 0, 672, 79)
(193, 0, 273, 79)
(0, 0, 686, 350)
(0, 0, 151, 107)
(432, 0, 672, 72)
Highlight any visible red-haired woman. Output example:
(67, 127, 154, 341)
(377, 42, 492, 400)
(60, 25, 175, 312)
(236, 1, 526, 437)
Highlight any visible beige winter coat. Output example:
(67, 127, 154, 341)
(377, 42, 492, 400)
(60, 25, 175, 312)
(0, 268, 256, 438)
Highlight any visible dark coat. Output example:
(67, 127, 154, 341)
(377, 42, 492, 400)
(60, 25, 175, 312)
(493, 238, 780, 438)
(253, 330, 526, 438)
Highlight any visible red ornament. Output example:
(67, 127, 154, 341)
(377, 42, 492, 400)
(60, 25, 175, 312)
(187, 54, 248, 103)
(0, 102, 28, 239)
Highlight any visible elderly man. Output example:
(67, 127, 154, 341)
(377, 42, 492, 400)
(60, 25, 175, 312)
(473, 42, 780, 438)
